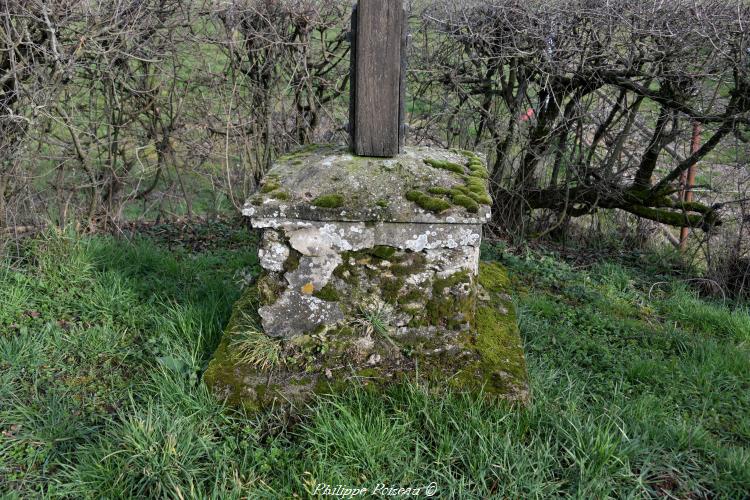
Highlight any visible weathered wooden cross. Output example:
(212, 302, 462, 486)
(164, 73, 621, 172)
(349, 0, 407, 157)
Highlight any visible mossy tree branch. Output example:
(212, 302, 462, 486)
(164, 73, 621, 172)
(521, 184, 721, 231)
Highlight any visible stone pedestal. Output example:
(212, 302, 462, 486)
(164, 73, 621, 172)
(204, 145, 528, 409)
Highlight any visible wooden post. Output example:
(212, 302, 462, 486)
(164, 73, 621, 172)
(679, 121, 701, 251)
(349, 0, 406, 157)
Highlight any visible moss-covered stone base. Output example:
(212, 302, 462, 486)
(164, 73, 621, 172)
(203, 261, 529, 411)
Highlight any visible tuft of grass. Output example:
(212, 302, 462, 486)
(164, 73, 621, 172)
(658, 283, 750, 341)
(350, 298, 395, 339)
(229, 312, 282, 371)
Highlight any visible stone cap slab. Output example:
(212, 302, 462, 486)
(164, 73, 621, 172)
(242, 144, 492, 224)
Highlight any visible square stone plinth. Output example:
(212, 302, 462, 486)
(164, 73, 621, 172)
(204, 145, 529, 409)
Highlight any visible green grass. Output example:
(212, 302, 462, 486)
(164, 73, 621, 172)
(1, 225, 749, 497)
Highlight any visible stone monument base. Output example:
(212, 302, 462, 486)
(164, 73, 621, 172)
(203, 144, 529, 409)
(205, 262, 528, 409)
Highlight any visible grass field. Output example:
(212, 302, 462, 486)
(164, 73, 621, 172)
(1, 221, 749, 498)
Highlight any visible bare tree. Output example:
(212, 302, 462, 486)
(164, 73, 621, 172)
(415, 0, 750, 233)
(1, 0, 84, 230)
(4, 0, 750, 256)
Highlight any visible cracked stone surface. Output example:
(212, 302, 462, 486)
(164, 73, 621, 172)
(254, 222, 483, 338)
(285, 254, 342, 290)
(258, 289, 344, 338)
(254, 220, 483, 255)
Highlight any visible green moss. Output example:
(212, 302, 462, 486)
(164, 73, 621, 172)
(435, 269, 471, 294)
(289, 334, 314, 347)
(206, 259, 527, 411)
(381, 277, 405, 304)
(277, 143, 324, 161)
(478, 261, 511, 290)
(332, 252, 357, 284)
(313, 283, 340, 302)
(260, 180, 281, 193)
(463, 176, 492, 205)
(449, 262, 528, 397)
(376, 199, 389, 208)
(627, 204, 715, 228)
(427, 187, 452, 196)
(283, 249, 301, 273)
(312, 194, 345, 208)
(474, 309, 517, 364)
(420, 270, 475, 330)
(397, 289, 423, 305)
(469, 166, 489, 179)
(405, 190, 422, 202)
(203, 286, 267, 410)
(269, 190, 290, 201)
(469, 192, 493, 205)
(405, 190, 451, 213)
(465, 176, 487, 194)
(409, 154, 492, 213)
(314, 376, 352, 395)
(424, 158, 465, 175)
(453, 148, 480, 160)
(368, 245, 397, 260)
(451, 194, 479, 213)
(256, 272, 285, 306)
(391, 252, 427, 276)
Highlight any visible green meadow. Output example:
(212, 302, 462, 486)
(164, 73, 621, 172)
(1, 221, 748, 498)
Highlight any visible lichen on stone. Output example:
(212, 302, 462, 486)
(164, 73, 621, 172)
(245, 144, 491, 224)
(209, 144, 528, 410)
